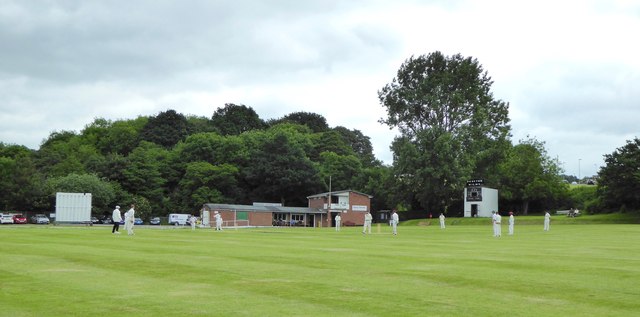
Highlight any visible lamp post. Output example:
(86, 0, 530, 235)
(578, 158, 582, 182)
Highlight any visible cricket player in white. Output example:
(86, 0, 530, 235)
(491, 211, 497, 236)
(391, 210, 399, 235)
(214, 211, 223, 231)
(111, 205, 122, 234)
(190, 215, 197, 230)
(362, 211, 372, 234)
(335, 213, 341, 231)
(494, 211, 502, 237)
(124, 204, 135, 236)
(544, 211, 551, 231)
(439, 213, 446, 229)
(508, 212, 515, 235)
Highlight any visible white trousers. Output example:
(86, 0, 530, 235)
(335, 221, 341, 231)
(363, 222, 371, 234)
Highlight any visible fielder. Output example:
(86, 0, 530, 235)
(362, 211, 372, 234)
(124, 204, 135, 236)
(190, 215, 197, 230)
(391, 210, 399, 235)
(544, 211, 551, 231)
(491, 211, 497, 237)
(439, 213, 446, 229)
(335, 213, 341, 231)
(508, 212, 515, 235)
(111, 205, 122, 234)
(214, 211, 223, 231)
(494, 211, 502, 237)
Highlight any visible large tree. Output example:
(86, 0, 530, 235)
(598, 138, 640, 212)
(379, 51, 511, 212)
(497, 138, 566, 214)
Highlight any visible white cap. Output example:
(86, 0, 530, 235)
(116, 205, 120, 209)
(214, 211, 219, 214)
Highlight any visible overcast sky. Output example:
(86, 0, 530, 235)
(1, 0, 638, 178)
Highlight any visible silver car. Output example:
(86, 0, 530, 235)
(33, 215, 50, 224)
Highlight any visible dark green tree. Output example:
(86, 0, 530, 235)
(598, 138, 640, 212)
(173, 162, 241, 211)
(211, 103, 265, 135)
(244, 131, 323, 206)
(353, 165, 395, 212)
(379, 51, 511, 212)
(140, 109, 189, 149)
(0, 144, 45, 211)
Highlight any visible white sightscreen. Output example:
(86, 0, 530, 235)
(55, 192, 92, 222)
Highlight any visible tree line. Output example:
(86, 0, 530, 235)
(1, 51, 636, 219)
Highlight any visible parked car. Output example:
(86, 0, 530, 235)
(149, 217, 161, 225)
(91, 216, 100, 224)
(12, 214, 27, 224)
(99, 215, 112, 224)
(134, 218, 144, 225)
(31, 214, 50, 224)
(30, 214, 42, 223)
(1, 214, 14, 224)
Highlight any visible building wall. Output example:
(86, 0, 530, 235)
(464, 187, 499, 217)
(321, 192, 372, 226)
(249, 212, 273, 226)
(349, 192, 371, 212)
(207, 209, 273, 227)
(340, 210, 366, 225)
(308, 197, 326, 209)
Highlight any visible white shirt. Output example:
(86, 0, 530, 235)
(495, 214, 502, 224)
(125, 208, 135, 222)
(364, 213, 372, 223)
(439, 214, 445, 221)
(509, 215, 514, 225)
(112, 208, 122, 222)
(392, 212, 399, 224)
(335, 215, 341, 221)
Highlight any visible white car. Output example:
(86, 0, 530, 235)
(32, 215, 50, 224)
(1, 214, 14, 224)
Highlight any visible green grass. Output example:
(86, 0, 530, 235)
(404, 213, 640, 226)
(1, 222, 640, 316)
